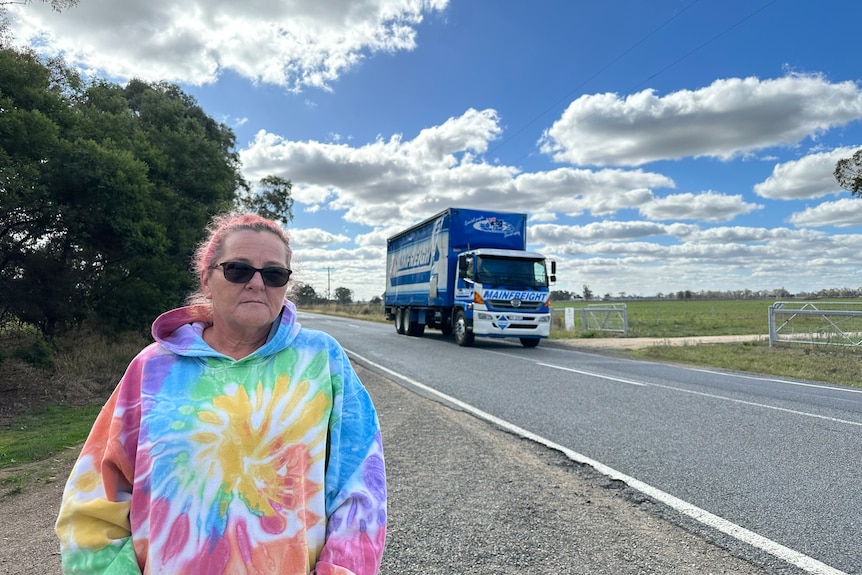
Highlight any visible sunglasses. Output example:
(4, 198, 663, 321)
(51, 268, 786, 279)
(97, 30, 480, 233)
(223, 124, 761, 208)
(213, 262, 292, 287)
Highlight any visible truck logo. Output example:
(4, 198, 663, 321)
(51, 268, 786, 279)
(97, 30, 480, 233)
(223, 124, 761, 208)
(484, 290, 546, 301)
(469, 216, 520, 238)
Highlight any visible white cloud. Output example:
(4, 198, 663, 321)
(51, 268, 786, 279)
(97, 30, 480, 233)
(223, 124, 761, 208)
(539, 75, 862, 167)
(639, 191, 762, 222)
(240, 111, 680, 229)
(9, 0, 449, 89)
(530, 221, 687, 244)
(290, 245, 386, 299)
(789, 198, 862, 228)
(753, 146, 858, 199)
(286, 227, 350, 248)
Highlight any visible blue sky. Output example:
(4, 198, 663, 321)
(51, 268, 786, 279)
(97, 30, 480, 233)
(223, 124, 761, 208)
(10, 0, 862, 301)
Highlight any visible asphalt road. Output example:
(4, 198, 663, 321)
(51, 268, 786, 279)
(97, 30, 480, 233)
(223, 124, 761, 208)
(299, 311, 861, 575)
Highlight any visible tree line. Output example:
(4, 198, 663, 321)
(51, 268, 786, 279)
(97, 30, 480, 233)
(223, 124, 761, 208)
(1, 46, 294, 335)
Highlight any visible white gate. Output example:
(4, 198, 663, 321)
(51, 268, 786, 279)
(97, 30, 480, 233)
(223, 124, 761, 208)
(558, 304, 628, 335)
(768, 301, 862, 347)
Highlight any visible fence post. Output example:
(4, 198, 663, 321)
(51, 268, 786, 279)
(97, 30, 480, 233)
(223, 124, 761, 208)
(768, 304, 776, 347)
(564, 307, 574, 331)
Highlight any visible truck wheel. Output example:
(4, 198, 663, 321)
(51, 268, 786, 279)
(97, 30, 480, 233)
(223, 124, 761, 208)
(453, 310, 474, 347)
(395, 308, 406, 335)
(520, 337, 540, 348)
(405, 307, 425, 337)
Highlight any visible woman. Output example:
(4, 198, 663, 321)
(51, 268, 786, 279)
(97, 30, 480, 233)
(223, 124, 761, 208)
(56, 213, 387, 574)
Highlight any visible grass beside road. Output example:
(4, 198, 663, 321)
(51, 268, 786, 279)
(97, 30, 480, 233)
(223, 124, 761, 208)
(631, 339, 861, 389)
(552, 298, 778, 337)
(1, 299, 859, 483)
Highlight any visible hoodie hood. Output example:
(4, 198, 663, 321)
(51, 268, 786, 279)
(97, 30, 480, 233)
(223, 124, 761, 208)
(151, 299, 302, 359)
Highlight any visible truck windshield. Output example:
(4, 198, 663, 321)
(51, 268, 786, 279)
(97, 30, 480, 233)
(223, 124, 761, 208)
(476, 256, 548, 287)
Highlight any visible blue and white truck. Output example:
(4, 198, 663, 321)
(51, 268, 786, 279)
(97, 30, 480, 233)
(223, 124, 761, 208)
(384, 207, 556, 347)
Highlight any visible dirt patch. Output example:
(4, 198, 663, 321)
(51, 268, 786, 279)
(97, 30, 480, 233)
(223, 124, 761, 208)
(552, 334, 767, 351)
(0, 358, 108, 429)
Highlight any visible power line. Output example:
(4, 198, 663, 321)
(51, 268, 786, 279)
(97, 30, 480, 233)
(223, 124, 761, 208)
(629, 0, 780, 92)
(486, 0, 702, 158)
(487, 0, 779, 163)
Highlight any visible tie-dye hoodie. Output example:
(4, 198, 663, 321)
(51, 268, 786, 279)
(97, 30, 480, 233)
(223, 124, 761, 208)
(56, 301, 387, 574)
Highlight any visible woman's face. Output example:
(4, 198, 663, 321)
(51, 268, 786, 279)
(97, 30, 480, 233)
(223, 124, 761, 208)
(202, 229, 290, 337)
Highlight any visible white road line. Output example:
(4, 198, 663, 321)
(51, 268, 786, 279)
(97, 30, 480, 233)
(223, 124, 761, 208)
(347, 348, 847, 575)
(536, 362, 647, 386)
(690, 368, 862, 395)
(488, 349, 860, 427)
(648, 382, 862, 428)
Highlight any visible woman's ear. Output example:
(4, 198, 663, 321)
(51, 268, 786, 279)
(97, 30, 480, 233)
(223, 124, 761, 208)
(201, 269, 213, 299)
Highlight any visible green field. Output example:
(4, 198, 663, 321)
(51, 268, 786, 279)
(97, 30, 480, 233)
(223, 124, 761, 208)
(550, 298, 862, 338)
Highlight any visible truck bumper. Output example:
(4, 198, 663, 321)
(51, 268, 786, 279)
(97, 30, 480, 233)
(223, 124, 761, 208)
(471, 311, 550, 338)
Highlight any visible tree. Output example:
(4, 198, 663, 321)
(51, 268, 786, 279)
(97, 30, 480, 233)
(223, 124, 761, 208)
(237, 175, 294, 224)
(334, 287, 353, 305)
(582, 284, 593, 301)
(292, 283, 320, 307)
(835, 148, 862, 195)
(0, 48, 247, 334)
(551, 290, 573, 301)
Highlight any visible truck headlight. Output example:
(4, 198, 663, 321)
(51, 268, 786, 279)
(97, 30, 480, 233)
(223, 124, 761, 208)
(477, 312, 493, 320)
(538, 315, 550, 322)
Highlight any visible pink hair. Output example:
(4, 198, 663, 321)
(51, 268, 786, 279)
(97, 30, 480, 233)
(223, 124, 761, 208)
(185, 212, 291, 310)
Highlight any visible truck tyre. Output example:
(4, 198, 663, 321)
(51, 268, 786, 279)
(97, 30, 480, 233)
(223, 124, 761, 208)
(395, 307, 406, 335)
(453, 310, 474, 347)
(405, 307, 425, 337)
(520, 337, 540, 348)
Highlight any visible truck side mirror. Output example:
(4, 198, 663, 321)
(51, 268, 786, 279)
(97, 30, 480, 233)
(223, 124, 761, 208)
(459, 257, 468, 274)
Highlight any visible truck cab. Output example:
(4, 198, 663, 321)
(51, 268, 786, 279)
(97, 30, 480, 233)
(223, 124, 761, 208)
(453, 249, 555, 347)
(385, 207, 556, 348)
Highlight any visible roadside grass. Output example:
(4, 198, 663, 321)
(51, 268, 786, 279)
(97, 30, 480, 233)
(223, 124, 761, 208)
(1, 299, 859, 482)
(0, 325, 147, 482)
(631, 339, 862, 389)
(0, 404, 102, 498)
(0, 404, 103, 471)
(552, 299, 774, 337)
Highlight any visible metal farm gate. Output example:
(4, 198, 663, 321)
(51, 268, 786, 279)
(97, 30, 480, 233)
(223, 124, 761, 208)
(556, 304, 628, 335)
(768, 301, 862, 347)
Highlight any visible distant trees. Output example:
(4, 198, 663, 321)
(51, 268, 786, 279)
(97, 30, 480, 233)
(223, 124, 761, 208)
(292, 283, 323, 306)
(582, 284, 593, 301)
(0, 47, 293, 335)
(334, 287, 353, 305)
(551, 290, 576, 301)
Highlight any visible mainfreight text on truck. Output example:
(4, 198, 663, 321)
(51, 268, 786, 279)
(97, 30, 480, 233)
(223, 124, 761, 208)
(384, 207, 556, 347)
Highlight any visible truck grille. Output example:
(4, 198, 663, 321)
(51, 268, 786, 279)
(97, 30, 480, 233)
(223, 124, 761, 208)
(486, 298, 544, 311)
